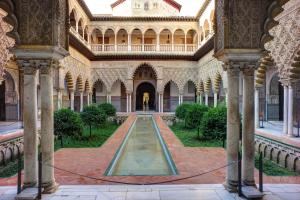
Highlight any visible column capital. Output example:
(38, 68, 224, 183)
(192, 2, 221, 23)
(241, 67, 255, 76)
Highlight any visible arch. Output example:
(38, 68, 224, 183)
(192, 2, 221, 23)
(199, 81, 204, 94)
(64, 71, 74, 91)
(110, 79, 127, 112)
(213, 72, 222, 93)
(144, 29, 157, 51)
(83, 26, 88, 41)
(159, 29, 172, 44)
(204, 78, 212, 93)
(210, 9, 215, 32)
(173, 29, 185, 52)
(116, 29, 128, 44)
(199, 26, 204, 42)
(183, 80, 196, 103)
(163, 80, 179, 112)
(90, 28, 103, 44)
(131, 28, 143, 51)
(78, 18, 84, 37)
(92, 79, 107, 104)
(186, 29, 198, 52)
(75, 75, 84, 92)
(267, 73, 283, 121)
(84, 79, 90, 92)
(203, 19, 210, 38)
(132, 63, 158, 80)
(69, 9, 77, 30)
(104, 28, 115, 44)
(173, 29, 185, 44)
(135, 82, 156, 111)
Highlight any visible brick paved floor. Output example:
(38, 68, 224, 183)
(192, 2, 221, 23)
(0, 114, 299, 186)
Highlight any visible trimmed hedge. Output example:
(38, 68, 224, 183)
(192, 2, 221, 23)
(200, 105, 227, 140)
(185, 104, 209, 129)
(98, 103, 116, 117)
(54, 109, 83, 138)
(175, 103, 193, 120)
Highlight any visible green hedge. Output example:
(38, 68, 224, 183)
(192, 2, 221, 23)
(200, 105, 227, 140)
(98, 103, 116, 117)
(54, 108, 83, 138)
(175, 103, 193, 120)
(185, 104, 209, 129)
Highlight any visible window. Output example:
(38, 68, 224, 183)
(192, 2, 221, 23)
(188, 82, 195, 93)
(144, 2, 149, 10)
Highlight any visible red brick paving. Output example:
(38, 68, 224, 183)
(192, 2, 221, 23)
(1, 113, 299, 186)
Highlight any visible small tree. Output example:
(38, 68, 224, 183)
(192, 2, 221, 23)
(80, 105, 107, 137)
(175, 103, 193, 127)
(98, 103, 116, 117)
(185, 104, 209, 129)
(54, 109, 83, 139)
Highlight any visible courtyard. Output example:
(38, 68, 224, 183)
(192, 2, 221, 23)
(0, 0, 300, 199)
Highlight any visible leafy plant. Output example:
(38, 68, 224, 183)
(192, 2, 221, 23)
(200, 105, 227, 140)
(185, 104, 209, 129)
(175, 103, 193, 125)
(98, 103, 116, 117)
(80, 105, 107, 137)
(54, 108, 83, 138)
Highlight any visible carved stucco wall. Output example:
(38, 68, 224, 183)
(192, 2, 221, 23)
(264, 0, 300, 85)
(197, 50, 226, 93)
(88, 57, 227, 96)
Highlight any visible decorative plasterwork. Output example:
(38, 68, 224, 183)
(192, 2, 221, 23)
(60, 56, 90, 89)
(264, 0, 300, 85)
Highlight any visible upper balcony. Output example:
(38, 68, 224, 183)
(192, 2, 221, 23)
(69, 20, 213, 57)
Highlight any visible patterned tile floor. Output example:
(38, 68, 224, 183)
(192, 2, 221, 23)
(1, 184, 300, 200)
(0, 114, 300, 186)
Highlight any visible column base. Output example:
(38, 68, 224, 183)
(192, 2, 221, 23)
(243, 180, 256, 187)
(42, 181, 59, 194)
(224, 179, 238, 193)
(23, 182, 37, 189)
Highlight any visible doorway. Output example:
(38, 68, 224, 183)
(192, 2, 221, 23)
(136, 82, 156, 111)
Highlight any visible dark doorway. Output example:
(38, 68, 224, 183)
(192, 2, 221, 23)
(136, 82, 155, 111)
(0, 81, 5, 120)
(278, 82, 284, 121)
(267, 74, 284, 121)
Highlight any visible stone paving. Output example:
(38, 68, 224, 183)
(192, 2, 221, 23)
(1, 184, 300, 200)
(1, 114, 300, 186)
(256, 121, 300, 148)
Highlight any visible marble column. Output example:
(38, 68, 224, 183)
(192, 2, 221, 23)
(287, 85, 294, 137)
(199, 94, 203, 105)
(225, 67, 240, 192)
(283, 85, 289, 135)
(126, 93, 129, 113)
(255, 88, 260, 128)
(205, 93, 208, 106)
(40, 64, 57, 193)
(129, 93, 132, 112)
(242, 68, 255, 186)
(80, 92, 84, 111)
(214, 92, 218, 107)
(161, 94, 164, 113)
(86, 93, 90, 106)
(56, 89, 63, 110)
(178, 95, 181, 105)
(158, 94, 161, 112)
(22, 65, 38, 188)
(69, 90, 74, 110)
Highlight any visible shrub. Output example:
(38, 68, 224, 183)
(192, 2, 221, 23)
(80, 105, 107, 137)
(175, 103, 193, 120)
(185, 104, 209, 129)
(54, 108, 83, 138)
(98, 103, 116, 117)
(200, 105, 227, 140)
